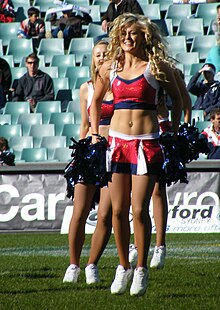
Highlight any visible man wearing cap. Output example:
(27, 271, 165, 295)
(187, 63, 218, 111)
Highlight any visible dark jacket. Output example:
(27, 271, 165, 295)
(202, 82, 220, 115)
(102, 0, 144, 22)
(0, 57, 12, 109)
(187, 72, 217, 110)
(12, 70, 54, 102)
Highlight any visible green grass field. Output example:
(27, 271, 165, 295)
(0, 233, 219, 310)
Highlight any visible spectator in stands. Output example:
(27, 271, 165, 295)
(50, 8, 92, 49)
(12, 53, 54, 112)
(101, 0, 144, 33)
(0, 57, 12, 113)
(17, 7, 45, 50)
(0, 0, 15, 22)
(211, 4, 220, 40)
(187, 63, 218, 111)
(200, 108, 220, 159)
(0, 137, 15, 166)
(202, 80, 220, 120)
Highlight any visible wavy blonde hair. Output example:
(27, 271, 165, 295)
(90, 40, 109, 85)
(106, 13, 170, 81)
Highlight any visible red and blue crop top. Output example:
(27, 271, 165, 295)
(110, 63, 160, 110)
(87, 81, 114, 125)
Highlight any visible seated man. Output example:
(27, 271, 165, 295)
(17, 7, 45, 50)
(12, 53, 54, 112)
(0, 56, 12, 112)
(50, 9, 92, 49)
(187, 63, 218, 111)
(200, 108, 220, 159)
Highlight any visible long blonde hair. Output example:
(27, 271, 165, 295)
(106, 13, 170, 81)
(90, 40, 109, 85)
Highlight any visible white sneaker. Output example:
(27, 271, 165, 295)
(150, 246, 166, 269)
(129, 244, 138, 268)
(85, 264, 100, 284)
(111, 265, 133, 295)
(130, 267, 148, 296)
(63, 264, 80, 283)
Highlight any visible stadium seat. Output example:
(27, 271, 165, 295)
(6, 38, 33, 65)
(10, 136, 33, 160)
(40, 136, 67, 160)
(52, 77, 69, 97)
(87, 5, 101, 23)
(51, 55, 76, 78)
(21, 147, 47, 162)
(1, 55, 14, 67)
(85, 23, 106, 40)
(74, 77, 89, 89)
(49, 112, 75, 136)
(165, 36, 187, 58)
(61, 124, 80, 146)
(0, 22, 20, 47)
(190, 35, 217, 61)
(191, 110, 205, 123)
(10, 67, 27, 87)
(12, 0, 31, 10)
(80, 54, 92, 67)
(35, 101, 61, 123)
(38, 66, 59, 78)
(0, 124, 22, 140)
(152, 0, 172, 13)
(165, 4, 191, 28)
(66, 99, 81, 113)
(92, 0, 109, 13)
(74, 112, 82, 125)
(165, 18, 173, 36)
(195, 2, 218, 27)
(29, 124, 55, 148)
(0, 114, 11, 125)
(17, 113, 42, 136)
(3, 101, 30, 124)
(68, 38, 94, 64)
(176, 18, 204, 42)
(53, 147, 72, 162)
(38, 38, 64, 65)
(175, 52, 200, 76)
(32, 0, 55, 14)
(195, 121, 211, 133)
(141, 4, 161, 20)
(65, 66, 90, 89)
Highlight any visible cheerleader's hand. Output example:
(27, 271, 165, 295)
(91, 133, 101, 144)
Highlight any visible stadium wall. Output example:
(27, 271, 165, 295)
(0, 161, 219, 234)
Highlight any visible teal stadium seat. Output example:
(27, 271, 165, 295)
(196, 121, 211, 133)
(85, 23, 106, 39)
(3, 101, 30, 124)
(17, 113, 42, 136)
(10, 136, 33, 160)
(175, 52, 200, 76)
(195, 2, 218, 27)
(0, 124, 22, 140)
(32, 0, 55, 14)
(80, 54, 92, 67)
(65, 66, 90, 89)
(165, 36, 187, 58)
(191, 110, 205, 123)
(29, 124, 55, 148)
(53, 147, 72, 162)
(190, 35, 217, 61)
(21, 147, 47, 162)
(10, 67, 27, 87)
(35, 101, 61, 123)
(40, 136, 67, 160)
(189, 63, 204, 76)
(6, 38, 33, 65)
(92, 0, 109, 13)
(0, 114, 11, 125)
(74, 77, 89, 89)
(141, 4, 161, 20)
(152, 0, 172, 13)
(38, 38, 64, 65)
(61, 124, 80, 146)
(87, 5, 101, 24)
(49, 112, 75, 135)
(39, 66, 59, 78)
(66, 99, 81, 113)
(165, 4, 191, 28)
(68, 38, 94, 64)
(0, 22, 20, 47)
(51, 55, 76, 78)
(176, 18, 204, 42)
(52, 77, 69, 98)
(1, 55, 14, 67)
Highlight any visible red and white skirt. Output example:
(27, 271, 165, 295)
(107, 130, 164, 175)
